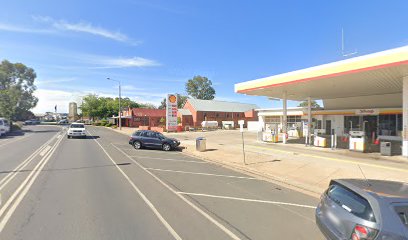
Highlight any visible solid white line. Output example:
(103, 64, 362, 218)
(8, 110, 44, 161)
(39, 145, 51, 157)
(145, 168, 257, 180)
(0, 131, 60, 191)
(177, 192, 317, 209)
(0, 134, 31, 148)
(0, 132, 65, 232)
(132, 156, 208, 164)
(112, 144, 242, 240)
(89, 131, 182, 240)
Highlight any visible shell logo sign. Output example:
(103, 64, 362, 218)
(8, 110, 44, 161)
(166, 94, 178, 131)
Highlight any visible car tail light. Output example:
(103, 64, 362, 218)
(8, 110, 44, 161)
(351, 224, 378, 240)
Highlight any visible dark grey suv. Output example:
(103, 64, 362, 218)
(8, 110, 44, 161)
(129, 130, 180, 151)
(316, 179, 408, 240)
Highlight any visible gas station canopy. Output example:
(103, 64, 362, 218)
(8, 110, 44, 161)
(235, 46, 408, 101)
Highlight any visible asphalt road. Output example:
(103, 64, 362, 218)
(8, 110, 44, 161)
(0, 125, 324, 240)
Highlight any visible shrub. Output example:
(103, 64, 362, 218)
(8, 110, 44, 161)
(11, 124, 21, 131)
(111, 125, 117, 129)
(105, 123, 112, 127)
(100, 120, 108, 125)
(94, 122, 101, 126)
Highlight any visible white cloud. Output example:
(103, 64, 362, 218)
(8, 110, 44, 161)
(33, 87, 165, 113)
(0, 23, 53, 34)
(86, 56, 160, 68)
(36, 77, 77, 85)
(32, 16, 139, 45)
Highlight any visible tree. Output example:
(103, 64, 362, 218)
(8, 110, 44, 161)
(158, 94, 188, 109)
(0, 60, 38, 123)
(185, 76, 215, 100)
(298, 100, 321, 108)
(80, 94, 100, 121)
(139, 103, 157, 109)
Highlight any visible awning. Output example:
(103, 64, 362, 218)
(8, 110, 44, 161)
(235, 46, 408, 101)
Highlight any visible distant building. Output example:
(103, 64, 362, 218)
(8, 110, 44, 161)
(120, 108, 166, 128)
(68, 102, 78, 121)
(179, 99, 259, 128)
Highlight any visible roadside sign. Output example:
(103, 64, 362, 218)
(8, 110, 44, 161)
(238, 120, 244, 133)
(166, 94, 178, 131)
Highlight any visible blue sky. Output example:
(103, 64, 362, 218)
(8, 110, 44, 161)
(0, 0, 407, 113)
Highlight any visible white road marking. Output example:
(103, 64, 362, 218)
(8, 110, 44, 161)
(145, 168, 257, 180)
(89, 131, 182, 240)
(56, 135, 61, 139)
(0, 134, 31, 148)
(131, 156, 208, 164)
(0, 131, 60, 191)
(112, 144, 242, 240)
(177, 192, 317, 209)
(39, 145, 52, 157)
(0, 132, 65, 233)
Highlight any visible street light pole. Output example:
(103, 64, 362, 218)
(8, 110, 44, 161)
(107, 77, 122, 130)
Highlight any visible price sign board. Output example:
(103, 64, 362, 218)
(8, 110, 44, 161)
(166, 94, 178, 131)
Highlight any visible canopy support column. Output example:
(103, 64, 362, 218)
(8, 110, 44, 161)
(403, 76, 408, 157)
(282, 91, 287, 144)
(308, 97, 312, 146)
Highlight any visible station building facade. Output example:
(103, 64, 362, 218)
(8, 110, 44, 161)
(235, 45, 408, 156)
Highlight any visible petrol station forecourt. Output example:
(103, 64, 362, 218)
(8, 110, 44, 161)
(235, 45, 408, 157)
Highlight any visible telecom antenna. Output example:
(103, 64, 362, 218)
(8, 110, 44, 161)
(342, 28, 357, 57)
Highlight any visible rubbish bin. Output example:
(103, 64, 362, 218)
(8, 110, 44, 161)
(381, 142, 392, 156)
(196, 137, 206, 152)
(380, 141, 401, 156)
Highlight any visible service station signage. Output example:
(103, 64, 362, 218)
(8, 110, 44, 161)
(355, 109, 379, 116)
(166, 94, 178, 131)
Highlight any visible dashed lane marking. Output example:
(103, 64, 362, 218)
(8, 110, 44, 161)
(145, 167, 257, 180)
(177, 191, 317, 209)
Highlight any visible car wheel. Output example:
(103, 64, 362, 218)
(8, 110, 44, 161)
(162, 143, 171, 151)
(67, 135, 71, 139)
(133, 141, 142, 149)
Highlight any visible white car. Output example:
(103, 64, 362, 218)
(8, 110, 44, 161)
(0, 118, 10, 136)
(67, 123, 86, 138)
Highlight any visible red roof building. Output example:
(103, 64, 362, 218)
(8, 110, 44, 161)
(121, 108, 166, 128)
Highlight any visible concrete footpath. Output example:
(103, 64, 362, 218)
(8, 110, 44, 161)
(109, 127, 408, 197)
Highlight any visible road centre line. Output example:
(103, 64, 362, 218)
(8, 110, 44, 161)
(39, 146, 52, 157)
(88, 131, 182, 240)
(177, 192, 317, 209)
(112, 144, 242, 240)
(248, 145, 408, 173)
(0, 132, 65, 233)
(145, 167, 257, 180)
(131, 156, 208, 164)
(0, 131, 60, 192)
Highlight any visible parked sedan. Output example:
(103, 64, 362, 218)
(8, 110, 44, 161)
(129, 130, 180, 151)
(316, 179, 408, 240)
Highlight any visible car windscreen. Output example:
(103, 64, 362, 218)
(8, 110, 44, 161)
(327, 183, 376, 222)
(394, 205, 408, 228)
(70, 124, 84, 128)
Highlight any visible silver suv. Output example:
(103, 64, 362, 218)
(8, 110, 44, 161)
(316, 179, 408, 240)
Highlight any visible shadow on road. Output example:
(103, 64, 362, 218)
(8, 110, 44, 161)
(0, 162, 132, 174)
(246, 159, 282, 165)
(67, 136, 100, 139)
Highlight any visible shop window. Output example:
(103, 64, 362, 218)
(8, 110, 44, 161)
(265, 116, 280, 123)
(379, 114, 397, 136)
(397, 114, 402, 132)
(344, 116, 360, 133)
(287, 115, 302, 123)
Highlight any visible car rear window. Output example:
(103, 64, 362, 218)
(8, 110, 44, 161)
(394, 205, 408, 228)
(327, 183, 376, 222)
(70, 124, 84, 128)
